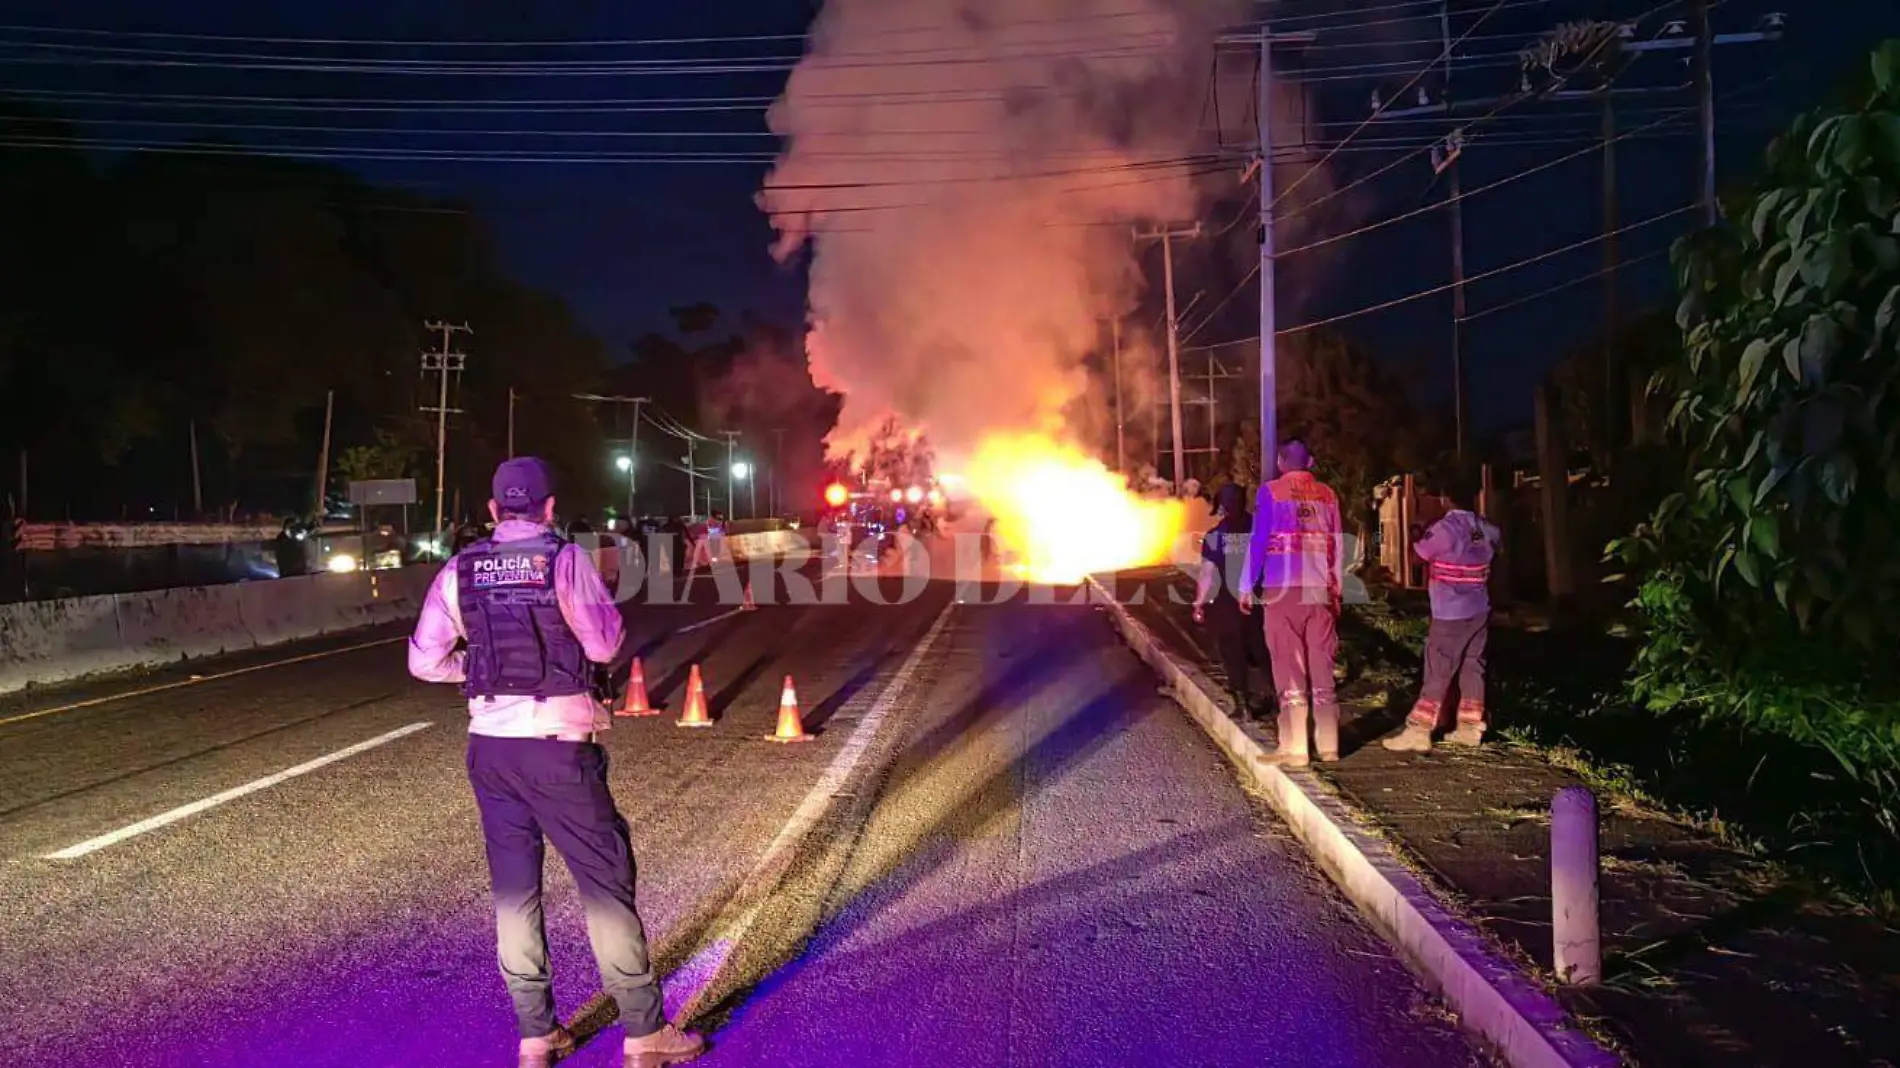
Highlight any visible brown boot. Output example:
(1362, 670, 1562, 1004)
(1381, 723, 1434, 752)
(1444, 722, 1485, 747)
(518, 1028, 576, 1068)
(625, 1023, 706, 1068)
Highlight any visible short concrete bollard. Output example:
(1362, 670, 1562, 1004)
(1551, 785, 1602, 985)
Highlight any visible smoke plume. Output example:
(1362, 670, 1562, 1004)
(759, 0, 1254, 465)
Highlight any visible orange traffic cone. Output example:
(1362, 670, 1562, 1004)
(614, 658, 657, 718)
(742, 582, 758, 611)
(676, 664, 713, 728)
(765, 675, 814, 744)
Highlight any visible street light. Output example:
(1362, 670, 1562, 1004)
(615, 455, 633, 472)
(731, 461, 755, 519)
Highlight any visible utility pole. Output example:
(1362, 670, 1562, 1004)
(1205, 352, 1220, 457)
(314, 389, 334, 518)
(627, 398, 644, 520)
(1212, 24, 1316, 484)
(1692, 0, 1718, 226)
(188, 419, 202, 518)
(421, 320, 471, 539)
(1439, 3, 1469, 462)
(1111, 318, 1126, 474)
(771, 428, 785, 517)
(1134, 222, 1201, 490)
(1367, 10, 1780, 462)
(685, 437, 698, 518)
(1252, 29, 1314, 481)
(1602, 87, 1623, 458)
(719, 431, 740, 517)
(1258, 30, 1279, 481)
(506, 387, 516, 458)
(575, 393, 650, 522)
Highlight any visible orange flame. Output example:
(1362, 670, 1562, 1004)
(965, 432, 1186, 584)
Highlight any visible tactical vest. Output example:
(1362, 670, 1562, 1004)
(456, 533, 591, 701)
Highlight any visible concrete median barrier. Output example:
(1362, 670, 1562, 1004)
(0, 594, 130, 693)
(0, 565, 440, 696)
(114, 584, 255, 664)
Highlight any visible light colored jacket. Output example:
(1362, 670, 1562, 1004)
(1416, 509, 1500, 621)
(407, 518, 625, 737)
(1244, 471, 1342, 599)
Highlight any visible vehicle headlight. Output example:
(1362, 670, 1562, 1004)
(326, 553, 358, 573)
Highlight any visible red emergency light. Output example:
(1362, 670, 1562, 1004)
(824, 483, 849, 508)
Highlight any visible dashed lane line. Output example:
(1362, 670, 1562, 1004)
(40, 721, 435, 860)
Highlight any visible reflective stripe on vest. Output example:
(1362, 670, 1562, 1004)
(1265, 531, 1332, 554)
(1430, 560, 1490, 585)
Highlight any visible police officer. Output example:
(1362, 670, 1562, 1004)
(1240, 440, 1344, 767)
(408, 457, 704, 1068)
(1192, 483, 1266, 716)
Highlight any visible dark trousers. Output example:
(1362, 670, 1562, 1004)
(1205, 595, 1265, 699)
(466, 735, 663, 1040)
(1408, 613, 1490, 728)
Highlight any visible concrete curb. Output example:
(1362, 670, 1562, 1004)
(1087, 578, 1621, 1068)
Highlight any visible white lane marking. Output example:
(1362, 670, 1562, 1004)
(0, 636, 410, 730)
(676, 606, 748, 635)
(661, 601, 958, 1019)
(41, 722, 434, 860)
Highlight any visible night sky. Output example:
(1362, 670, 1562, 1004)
(1, 0, 1892, 438)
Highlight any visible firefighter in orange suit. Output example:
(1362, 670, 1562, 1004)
(1240, 440, 1342, 767)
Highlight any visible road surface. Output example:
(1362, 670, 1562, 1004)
(0, 562, 1487, 1067)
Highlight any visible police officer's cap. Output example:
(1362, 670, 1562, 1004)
(493, 456, 555, 511)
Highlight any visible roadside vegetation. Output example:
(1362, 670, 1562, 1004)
(1603, 41, 1900, 912)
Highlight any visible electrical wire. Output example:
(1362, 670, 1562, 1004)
(1270, 6, 1657, 227)
(1268, 0, 1552, 29)
(1182, 335, 1259, 353)
(1277, 201, 1698, 336)
(1460, 246, 1671, 321)
(1268, 0, 1511, 216)
(1274, 99, 1705, 260)
(0, 1, 1553, 50)
(1177, 263, 1259, 347)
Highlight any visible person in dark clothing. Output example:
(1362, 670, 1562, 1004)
(1193, 483, 1267, 716)
(660, 515, 687, 576)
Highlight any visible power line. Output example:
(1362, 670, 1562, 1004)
(1275, 98, 1706, 260)
(1178, 263, 1259, 347)
(1460, 246, 1671, 322)
(1278, 201, 1698, 336)
(0, 2, 1545, 51)
(1269, 0, 1511, 215)
(0, 35, 1193, 70)
(1268, 0, 1552, 28)
(1276, 0, 1697, 226)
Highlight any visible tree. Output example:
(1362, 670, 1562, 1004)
(1274, 329, 1438, 554)
(335, 431, 420, 486)
(0, 115, 621, 521)
(1613, 40, 1900, 833)
(854, 415, 934, 489)
(1625, 40, 1900, 653)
